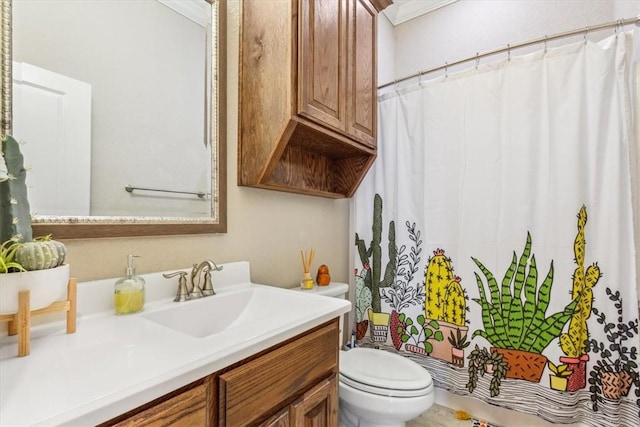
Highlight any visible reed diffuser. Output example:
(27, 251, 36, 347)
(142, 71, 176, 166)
(300, 249, 315, 289)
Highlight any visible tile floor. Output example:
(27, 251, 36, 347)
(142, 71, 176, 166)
(407, 404, 482, 427)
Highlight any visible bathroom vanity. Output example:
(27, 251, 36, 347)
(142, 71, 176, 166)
(0, 262, 350, 426)
(104, 320, 338, 426)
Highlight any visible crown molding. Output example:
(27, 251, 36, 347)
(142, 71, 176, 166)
(157, 0, 209, 28)
(383, 0, 458, 26)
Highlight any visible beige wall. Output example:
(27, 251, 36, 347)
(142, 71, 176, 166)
(63, 0, 351, 288)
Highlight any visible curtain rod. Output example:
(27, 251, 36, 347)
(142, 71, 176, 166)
(378, 15, 640, 90)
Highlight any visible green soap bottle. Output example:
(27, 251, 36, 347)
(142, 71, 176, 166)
(114, 255, 145, 315)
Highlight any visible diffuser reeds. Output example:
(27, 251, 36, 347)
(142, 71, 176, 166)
(300, 249, 315, 289)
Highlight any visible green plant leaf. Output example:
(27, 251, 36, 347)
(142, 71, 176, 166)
(522, 255, 539, 346)
(434, 331, 444, 341)
(410, 325, 419, 335)
(472, 257, 501, 309)
(513, 233, 532, 300)
(417, 314, 425, 326)
(500, 252, 518, 318)
(531, 260, 555, 331)
(423, 341, 433, 354)
(523, 294, 579, 353)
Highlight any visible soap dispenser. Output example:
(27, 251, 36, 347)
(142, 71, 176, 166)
(114, 255, 145, 315)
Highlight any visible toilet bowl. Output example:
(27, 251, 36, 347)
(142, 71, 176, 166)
(338, 348, 434, 427)
(289, 283, 434, 426)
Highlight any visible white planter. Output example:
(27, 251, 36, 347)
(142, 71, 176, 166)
(0, 264, 70, 314)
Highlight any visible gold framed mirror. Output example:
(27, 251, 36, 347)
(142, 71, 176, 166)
(0, 0, 226, 239)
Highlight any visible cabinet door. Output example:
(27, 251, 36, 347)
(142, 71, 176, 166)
(346, 0, 377, 148)
(290, 377, 338, 427)
(258, 407, 290, 427)
(298, 0, 347, 132)
(219, 321, 338, 426)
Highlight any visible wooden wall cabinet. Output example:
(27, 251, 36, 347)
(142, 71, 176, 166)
(239, 0, 391, 198)
(102, 320, 339, 427)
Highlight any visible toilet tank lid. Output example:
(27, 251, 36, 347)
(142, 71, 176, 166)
(290, 282, 349, 298)
(340, 348, 432, 391)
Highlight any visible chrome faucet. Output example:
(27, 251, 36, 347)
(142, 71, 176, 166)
(163, 261, 223, 302)
(162, 271, 191, 302)
(190, 260, 223, 297)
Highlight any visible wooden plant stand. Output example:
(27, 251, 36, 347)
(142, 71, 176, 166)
(0, 278, 77, 357)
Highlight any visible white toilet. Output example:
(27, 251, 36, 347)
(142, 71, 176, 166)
(339, 347, 434, 427)
(291, 282, 435, 427)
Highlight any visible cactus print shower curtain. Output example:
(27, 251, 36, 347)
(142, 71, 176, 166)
(353, 32, 639, 426)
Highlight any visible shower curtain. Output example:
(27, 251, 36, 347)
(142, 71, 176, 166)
(353, 32, 639, 426)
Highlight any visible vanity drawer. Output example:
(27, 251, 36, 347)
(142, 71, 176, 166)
(108, 380, 212, 427)
(218, 319, 339, 426)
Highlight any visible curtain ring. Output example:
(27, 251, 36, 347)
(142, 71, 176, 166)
(615, 19, 623, 38)
(544, 35, 548, 54)
(394, 79, 399, 94)
(584, 26, 589, 44)
(507, 44, 511, 61)
(475, 53, 480, 70)
(445, 62, 448, 79)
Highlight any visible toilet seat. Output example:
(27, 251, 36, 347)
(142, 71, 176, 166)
(339, 348, 433, 398)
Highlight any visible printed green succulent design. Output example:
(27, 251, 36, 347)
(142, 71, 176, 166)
(471, 232, 580, 353)
(466, 345, 508, 397)
(398, 313, 444, 354)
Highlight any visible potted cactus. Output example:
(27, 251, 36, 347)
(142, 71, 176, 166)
(0, 135, 68, 314)
(424, 248, 469, 363)
(354, 267, 372, 339)
(355, 193, 397, 342)
(559, 206, 600, 391)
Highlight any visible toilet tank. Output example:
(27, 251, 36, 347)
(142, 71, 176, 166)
(290, 282, 349, 346)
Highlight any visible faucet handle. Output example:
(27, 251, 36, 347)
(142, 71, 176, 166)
(201, 270, 216, 296)
(163, 271, 190, 302)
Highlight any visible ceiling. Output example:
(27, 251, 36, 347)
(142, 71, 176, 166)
(383, 0, 458, 26)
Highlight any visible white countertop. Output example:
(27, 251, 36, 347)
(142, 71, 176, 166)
(0, 262, 351, 426)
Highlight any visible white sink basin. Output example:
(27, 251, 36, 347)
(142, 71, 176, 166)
(142, 286, 296, 338)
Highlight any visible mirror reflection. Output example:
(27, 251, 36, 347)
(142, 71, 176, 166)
(1, 0, 226, 238)
(12, 0, 214, 219)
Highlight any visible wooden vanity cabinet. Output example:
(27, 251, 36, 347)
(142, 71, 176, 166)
(219, 319, 339, 426)
(101, 319, 339, 427)
(239, 0, 391, 198)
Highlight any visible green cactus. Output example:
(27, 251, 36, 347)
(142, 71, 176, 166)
(355, 193, 397, 313)
(0, 135, 33, 244)
(425, 249, 466, 326)
(355, 269, 372, 322)
(560, 206, 600, 358)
